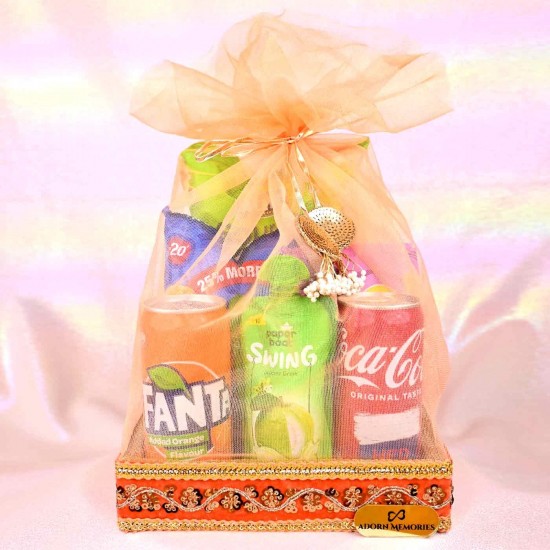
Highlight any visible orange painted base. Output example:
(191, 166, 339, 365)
(115, 458, 453, 533)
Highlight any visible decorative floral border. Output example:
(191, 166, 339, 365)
(117, 482, 453, 515)
(115, 459, 453, 481)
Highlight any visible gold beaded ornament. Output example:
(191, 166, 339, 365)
(296, 203, 366, 302)
(309, 206, 356, 250)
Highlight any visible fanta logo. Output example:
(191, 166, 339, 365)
(143, 365, 230, 435)
(167, 236, 191, 265)
(246, 342, 317, 369)
(341, 329, 423, 389)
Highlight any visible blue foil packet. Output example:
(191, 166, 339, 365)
(163, 207, 216, 289)
(164, 207, 279, 304)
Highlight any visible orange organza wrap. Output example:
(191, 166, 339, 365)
(122, 14, 451, 457)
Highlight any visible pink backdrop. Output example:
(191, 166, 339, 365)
(1, 1, 549, 549)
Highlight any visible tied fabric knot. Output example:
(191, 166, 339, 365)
(194, 129, 317, 163)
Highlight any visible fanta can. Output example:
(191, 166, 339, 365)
(140, 294, 231, 460)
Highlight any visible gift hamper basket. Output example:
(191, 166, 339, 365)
(116, 14, 453, 536)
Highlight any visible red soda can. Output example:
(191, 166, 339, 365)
(335, 292, 423, 459)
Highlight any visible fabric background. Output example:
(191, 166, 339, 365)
(1, 1, 549, 549)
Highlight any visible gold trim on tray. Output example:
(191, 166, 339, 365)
(115, 460, 453, 481)
(118, 518, 356, 532)
(118, 516, 451, 533)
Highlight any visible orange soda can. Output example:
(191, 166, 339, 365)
(140, 294, 231, 460)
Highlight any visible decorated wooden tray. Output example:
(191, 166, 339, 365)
(115, 458, 453, 533)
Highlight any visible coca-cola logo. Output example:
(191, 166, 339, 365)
(339, 329, 423, 389)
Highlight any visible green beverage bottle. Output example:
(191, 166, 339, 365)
(241, 255, 337, 460)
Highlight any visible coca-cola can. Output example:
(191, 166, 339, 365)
(335, 292, 423, 459)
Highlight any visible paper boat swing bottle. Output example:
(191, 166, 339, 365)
(241, 254, 337, 460)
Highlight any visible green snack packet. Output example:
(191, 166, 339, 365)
(181, 143, 277, 235)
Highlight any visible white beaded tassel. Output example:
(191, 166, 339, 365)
(304, 269, 367, 302)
